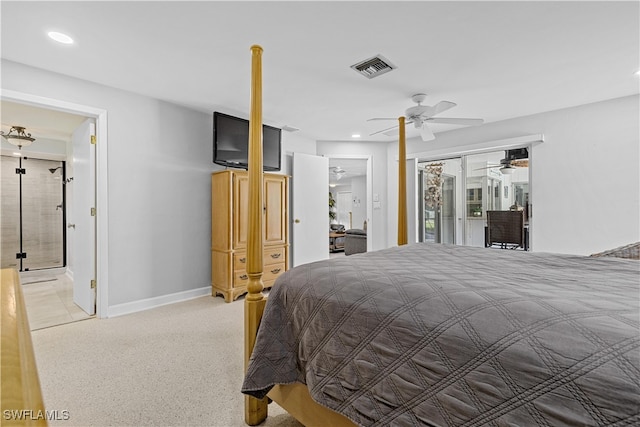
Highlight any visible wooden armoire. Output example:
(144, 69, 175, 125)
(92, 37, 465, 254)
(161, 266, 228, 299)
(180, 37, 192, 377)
(211, 170, 289, 302)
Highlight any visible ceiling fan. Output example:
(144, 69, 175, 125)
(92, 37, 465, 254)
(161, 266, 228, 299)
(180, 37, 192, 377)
(368, 93, 484, 141)
(330, 166, 346, 180)
(478, 159, 529, 174)
(475, 149, 529, 174)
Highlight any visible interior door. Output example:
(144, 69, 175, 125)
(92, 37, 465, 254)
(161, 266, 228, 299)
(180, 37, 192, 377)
(72, 119, 96, 315)
(292, 153, 328, 266)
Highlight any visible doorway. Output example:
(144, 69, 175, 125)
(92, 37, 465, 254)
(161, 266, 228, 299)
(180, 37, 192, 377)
(328, 156, 371, 257)
(1, 92, 108, 318)
(328, 156, 371, 232)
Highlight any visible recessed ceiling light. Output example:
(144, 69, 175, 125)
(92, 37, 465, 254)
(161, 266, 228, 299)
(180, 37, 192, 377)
(351, 134, 361, 138)
(48, 31, 74, 44)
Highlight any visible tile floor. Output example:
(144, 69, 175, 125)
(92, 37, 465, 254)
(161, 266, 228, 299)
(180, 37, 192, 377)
(20, 268, 93, 331)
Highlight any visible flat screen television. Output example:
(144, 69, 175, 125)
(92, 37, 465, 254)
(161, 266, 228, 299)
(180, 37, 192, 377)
(213, 111, 282, 171)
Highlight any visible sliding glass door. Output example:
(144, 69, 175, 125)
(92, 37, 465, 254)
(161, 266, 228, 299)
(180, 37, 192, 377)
(419, 158, 461, 244)
(417, 148, 530, 248)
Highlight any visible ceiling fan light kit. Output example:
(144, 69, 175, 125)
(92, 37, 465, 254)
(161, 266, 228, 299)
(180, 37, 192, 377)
(368, 94, 484, 141)
(1, 126, 36, 149)
(500, 165, 516, 174)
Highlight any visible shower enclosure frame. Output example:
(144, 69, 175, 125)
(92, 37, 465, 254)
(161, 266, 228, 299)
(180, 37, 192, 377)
(2, 155, 67, 271)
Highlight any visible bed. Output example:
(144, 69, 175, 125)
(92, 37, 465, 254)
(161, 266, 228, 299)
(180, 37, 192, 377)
(239, 45, 640, 426)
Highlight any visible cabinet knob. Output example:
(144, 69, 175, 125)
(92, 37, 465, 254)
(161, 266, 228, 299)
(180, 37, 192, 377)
(239, 257, 246, 263)
(294, 219, 301, 223)
(239, 274, 248, 280)
(270, 253, 281, 259)
(271, 268, 281, 274)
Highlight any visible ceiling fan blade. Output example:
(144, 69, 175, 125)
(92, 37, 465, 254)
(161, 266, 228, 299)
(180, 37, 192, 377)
(420, 124, 435, 141)
(427, 117, 484, 126)
(367, 117, 397, 121)
(474, 165, 501, 170)
(432, 101, 457, 116)
(370, 123, 400, 136)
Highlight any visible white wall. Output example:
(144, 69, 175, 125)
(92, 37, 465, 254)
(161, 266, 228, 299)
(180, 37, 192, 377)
(404, 95, 640, 255)
(2, 59, 216, 309)
(282, 131, 317, 176)
(317, 141, 388, 250)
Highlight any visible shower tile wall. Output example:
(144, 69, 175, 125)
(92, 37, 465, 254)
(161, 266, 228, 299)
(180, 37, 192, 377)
(1, 155, 64, 270)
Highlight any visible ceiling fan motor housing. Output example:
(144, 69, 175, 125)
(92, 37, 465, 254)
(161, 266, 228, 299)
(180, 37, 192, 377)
(405, 105, 430, 119)
(505, 148, 529, 161)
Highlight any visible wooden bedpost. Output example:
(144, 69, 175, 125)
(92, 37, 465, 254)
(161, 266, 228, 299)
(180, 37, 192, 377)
(397, 116, 408, 246)
(244, 44, 268, 425)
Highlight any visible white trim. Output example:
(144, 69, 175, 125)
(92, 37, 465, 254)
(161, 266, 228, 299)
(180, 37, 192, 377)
(1, 89, 110, 318)
(407, 134, 545, 161)
(107, 286, 211, 318)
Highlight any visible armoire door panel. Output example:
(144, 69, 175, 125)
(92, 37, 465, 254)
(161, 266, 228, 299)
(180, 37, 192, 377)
(264, 176, 286, 245)
(211, 172, 232, 252)
(233, 174, 249, 249)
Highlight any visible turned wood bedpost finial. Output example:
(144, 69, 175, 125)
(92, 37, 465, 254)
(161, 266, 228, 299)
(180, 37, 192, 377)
(398, 116, 408, 246)
(244, 44, 268, 425)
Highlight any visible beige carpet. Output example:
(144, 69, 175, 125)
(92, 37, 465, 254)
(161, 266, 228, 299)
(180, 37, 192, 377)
(31, 295, 302, 427)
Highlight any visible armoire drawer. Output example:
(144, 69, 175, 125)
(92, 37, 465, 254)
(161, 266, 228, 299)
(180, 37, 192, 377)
(234, 252, 248, 270)
(264, 247, 285, 265)
(233, 270, 250, 288)
(233, 264, 284, 289)
(263, 263, 286, 282)
(235, 247, 285, 270)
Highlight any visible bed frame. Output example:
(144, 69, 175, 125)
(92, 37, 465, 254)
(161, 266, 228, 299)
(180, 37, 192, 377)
(243, 45, 409, 425)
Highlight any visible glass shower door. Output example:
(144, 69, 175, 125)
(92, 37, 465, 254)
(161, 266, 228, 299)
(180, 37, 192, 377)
(1, 156, 21, 269)
(0, 155, 65, 271)
(22, 158, 65, 270)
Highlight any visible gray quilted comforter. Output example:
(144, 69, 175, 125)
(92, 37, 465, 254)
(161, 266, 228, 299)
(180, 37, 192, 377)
(242, 243, 640, 426)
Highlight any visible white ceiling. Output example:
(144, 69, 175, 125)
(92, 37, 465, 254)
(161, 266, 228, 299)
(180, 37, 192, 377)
(1, 100, 87, 141)
(1, 1, 638, 145)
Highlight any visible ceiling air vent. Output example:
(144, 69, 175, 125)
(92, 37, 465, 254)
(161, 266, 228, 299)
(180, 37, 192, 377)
(351, 55, 397, 79)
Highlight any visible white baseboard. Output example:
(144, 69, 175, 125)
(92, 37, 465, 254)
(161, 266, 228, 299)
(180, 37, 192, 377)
(65, 267, 74, 280)
(107, 286, 211, 318)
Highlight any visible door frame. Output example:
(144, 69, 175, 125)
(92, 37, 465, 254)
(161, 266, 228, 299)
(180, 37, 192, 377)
(2, 89, 110, 318)
(324, 154, 373, 252)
